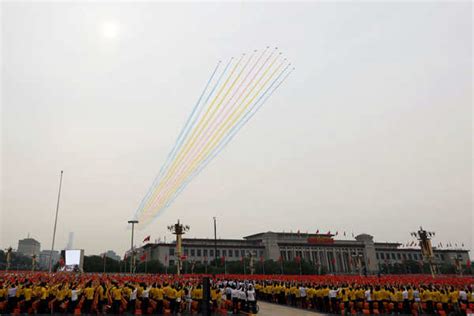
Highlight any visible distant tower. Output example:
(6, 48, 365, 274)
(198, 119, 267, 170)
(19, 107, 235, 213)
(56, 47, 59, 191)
(66, 232, 74, 250)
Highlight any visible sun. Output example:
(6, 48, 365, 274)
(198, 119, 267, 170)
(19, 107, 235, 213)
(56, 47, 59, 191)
(101, 21, 119, 39)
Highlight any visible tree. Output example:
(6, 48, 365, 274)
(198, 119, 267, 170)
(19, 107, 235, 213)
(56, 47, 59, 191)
(136, 260, 166, 274)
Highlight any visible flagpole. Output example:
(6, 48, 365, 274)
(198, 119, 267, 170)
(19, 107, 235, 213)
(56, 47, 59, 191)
(213, 217, 217, 268)
(49, 170, 64, 273)
(128, 220, 139, 274)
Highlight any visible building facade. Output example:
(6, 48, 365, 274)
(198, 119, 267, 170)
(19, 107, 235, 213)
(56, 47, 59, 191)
(138, 231, 470, 274)
(17, 238, 41, 257)
(39, 250, 59, 269)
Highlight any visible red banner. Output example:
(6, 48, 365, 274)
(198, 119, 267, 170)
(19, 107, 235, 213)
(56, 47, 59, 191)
(307, 236, 334, 244)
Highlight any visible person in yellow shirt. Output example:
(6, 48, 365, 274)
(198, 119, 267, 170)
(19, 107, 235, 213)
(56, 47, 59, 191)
(307, 286, 315, 309)
(53, 285, 68, 312)
(192, 284, 203, 312)
(322, 286, 330, 313)
(449, 289, 459, 304)
(439, 289, 449, 312)
(154, 284, 164, 315)
(38, 284, 49, 314)
(0, 285, 7, 303)
(110, 283, 122, 314)
(211, 285, 219, 311)
(22, 285, 33, 313)
(341, 288, 349, 315)
(167, 285, 178, 314)
(176, 285, 184, 313)
(83, 282, 95, 314)
(289, 284, 298, 307)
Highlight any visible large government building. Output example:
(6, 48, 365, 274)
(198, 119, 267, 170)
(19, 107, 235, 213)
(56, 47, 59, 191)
(137, 231, 470, 274)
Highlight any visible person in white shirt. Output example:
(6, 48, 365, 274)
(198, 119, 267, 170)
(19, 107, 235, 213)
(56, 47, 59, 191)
(231, 286, 240, 314)
(300, 285, 307, 308)
(402, 287, 410, 314)
(128, 285, 138, 314)
(140, 284, 151, 313)
(7, 285, 18, 314)
(459, 289, 468, 303)
(365, 288, 373, 314)
(247, 285, 257, 314)
(329, 288, 339, 313)
(413, 289, 420, 302)
(67, 287, 81, 314)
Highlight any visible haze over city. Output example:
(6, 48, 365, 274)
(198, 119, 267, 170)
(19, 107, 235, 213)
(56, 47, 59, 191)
(1, 1, 472, 257)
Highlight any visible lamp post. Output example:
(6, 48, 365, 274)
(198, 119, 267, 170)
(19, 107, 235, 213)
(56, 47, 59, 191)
(249, 250, 255, 275)
(411, 227, 435, 277)
(168, 220, 190, 276)
(213, 217, 217, 268)
(451, 254, 463, 275)
(49, 170, 64, 273)
(128, 220, 139, 274)
(352, 253, 363, 275)
(32, 255, 37, 271)
(5, 247, 12, 271)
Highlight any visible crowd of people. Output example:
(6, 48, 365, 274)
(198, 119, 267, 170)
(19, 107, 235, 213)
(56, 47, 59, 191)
(0, 272, 257, 315)
(254, 279, 474, 315)
(0, 272, 473, 315)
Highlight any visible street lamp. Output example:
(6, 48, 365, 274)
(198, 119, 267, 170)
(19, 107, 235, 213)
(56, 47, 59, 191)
(128, 220, 139, 274)
(168, 220, 190, 276)
(32, 255, 37, 271)
(410, 227, 436, 277)
(5, 247, 12, 271)
(351, 253, 363, 275)
(451, 254, 463, 275)
(49, 170, 64, 273)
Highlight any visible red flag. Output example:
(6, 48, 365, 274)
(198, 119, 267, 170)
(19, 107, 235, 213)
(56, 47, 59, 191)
(221, 256, 226, 264)
(278, 256, 283, 262)
(467, 259, 471, 268)
(143, 236, 150, 243)
(140, 253, 147, 261)
(295, 256, 301, 264)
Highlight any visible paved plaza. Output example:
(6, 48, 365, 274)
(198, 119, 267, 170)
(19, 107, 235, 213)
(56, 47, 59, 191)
(257, 302, 326, 316)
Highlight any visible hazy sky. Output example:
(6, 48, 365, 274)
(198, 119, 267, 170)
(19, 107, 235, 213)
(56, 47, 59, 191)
(1, 1, 472, 257)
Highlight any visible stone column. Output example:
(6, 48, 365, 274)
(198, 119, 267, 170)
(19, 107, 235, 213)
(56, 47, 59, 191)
(355, 234, 379, 274)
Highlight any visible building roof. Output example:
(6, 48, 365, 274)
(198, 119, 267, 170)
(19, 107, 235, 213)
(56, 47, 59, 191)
(244, 231, 335, 239)
(19, 238, 40, 245)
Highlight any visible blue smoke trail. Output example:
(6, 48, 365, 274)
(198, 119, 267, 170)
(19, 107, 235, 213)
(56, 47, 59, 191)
(134, 60, 222, 219)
